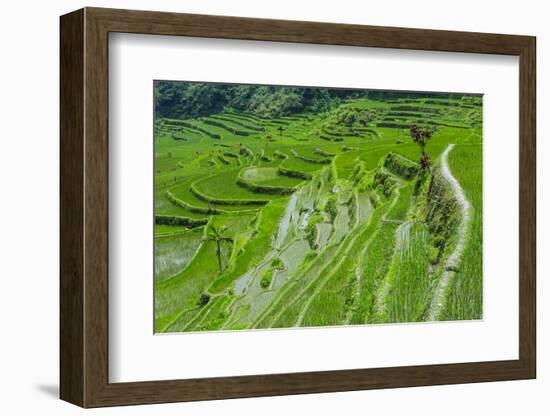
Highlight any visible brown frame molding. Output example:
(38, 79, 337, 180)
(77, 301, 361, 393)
(60, 7, 536, 408)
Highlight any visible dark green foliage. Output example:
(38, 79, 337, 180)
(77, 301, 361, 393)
(273, 150, 288, 159)
(270, 257, 284, 270)
(210, 114, 265, 131)
(324, 104, 374, 128)
(236, 176, 296, 195)
(165, 189, 223, 214)
(305, 214, 323, 248)
(204, 225, 234, 272)
(293, 154, 332, 164)
(325, 196, 338, 222)
(217, 155, 230, 165)
(392, 106, 441, 114)
(260, 269, 273, 289)
(424, 100, 459, 106)
(172, 133, 187, 141)
(190, 183, 268, 206)
(155, 81, 372, 120)
(155, 81, 229, 119)
(314, 148, 336, 157)
(278, 166, 312, 180)
(202, 118, 251, 136)
(239, 146, 253, 157)
(155, 214, 208, 228)
(383, 152, 419, 179)
(373, 169, 398, 197)
(260, 258, 285, 289)
(163, 119, 221, 139)
(424, 168, 461, 261)
(376, 122, 410, 129)
(319, 134, 344, 142)
(198, 292, 211, 306)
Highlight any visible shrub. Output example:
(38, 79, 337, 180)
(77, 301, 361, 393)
(319, 134, 344, 142)
(172, 133, 187, 141)
(239, 146, 253, 157)
(198, 292, 211, 306)
(236, 175, 296, 195)
(278, 166, 312, 180)
(260, 269, 273, 289)
(372, 169, 397, 197)
(383, 152, 419, 179)
(314, 148, 336, 157)
(217, 155, 230, 165)
(294, 153, 331, 164)
(325, 196, 338, 222)
(304, 214, 323, 248)
(210, 114, 265, 131)
(223, 151, 239, 158)
(155, 214, 208, 228)
(270, 257, 284, 270)
(305, 250, 318, 262)
(273, 150, 288, 159)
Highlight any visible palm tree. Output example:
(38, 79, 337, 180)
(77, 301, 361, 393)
(409, 123, 434, 170)
(277, 125, 284, 145)
(264, 134, 272, 160)
(204, 225, 233, 272)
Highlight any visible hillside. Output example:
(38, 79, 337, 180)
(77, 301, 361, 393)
(153, 87, 483, 333)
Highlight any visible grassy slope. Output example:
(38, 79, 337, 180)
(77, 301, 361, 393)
(154, 95, 483, 332)
(441, 143, 483, 320)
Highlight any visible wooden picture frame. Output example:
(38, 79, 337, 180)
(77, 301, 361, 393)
(60, 7, 536, 408)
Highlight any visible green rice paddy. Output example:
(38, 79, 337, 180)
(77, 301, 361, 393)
(154, 87, 483, 333)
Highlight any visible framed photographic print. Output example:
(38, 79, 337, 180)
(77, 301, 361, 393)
(60, 7, 536, 408)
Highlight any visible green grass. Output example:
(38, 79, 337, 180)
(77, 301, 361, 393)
(155, 227, 204, 283)
(240, 167, 304, 187)
(441, 143, 483, 320)
(155, 224, 186, 234)
(376, 222, 434, 323)
(208, 198, 288, 293)
(193, 169, 283, 203)
(351, 221, 398, 324)
(169, 176, 259, 212)
(280, 157, 325, 174)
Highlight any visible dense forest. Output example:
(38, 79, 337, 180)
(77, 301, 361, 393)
(154, 81, 465, 120)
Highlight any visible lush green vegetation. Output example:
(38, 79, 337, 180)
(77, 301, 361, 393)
(154, 82, 483, 333)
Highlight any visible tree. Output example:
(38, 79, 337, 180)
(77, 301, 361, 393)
(277, 125, 284, 145)
(410, 123, 434, 170)
(198, 292, 211, 306)
(265, 134, 272, 157)
(204, 225, 233, 272)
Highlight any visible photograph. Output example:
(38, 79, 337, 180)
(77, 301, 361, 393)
(153, 81, 483, 334)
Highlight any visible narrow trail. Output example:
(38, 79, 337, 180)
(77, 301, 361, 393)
(427, 144, 472, 321)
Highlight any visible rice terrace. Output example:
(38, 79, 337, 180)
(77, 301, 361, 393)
(154, 81, 483, 334)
